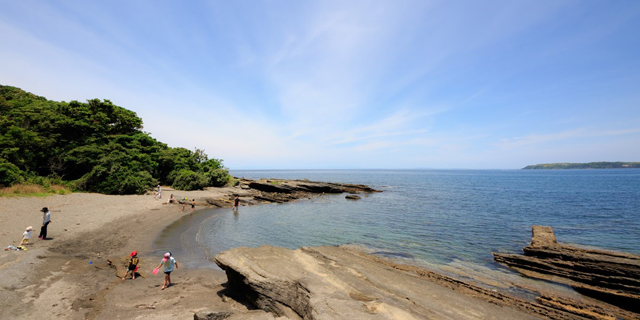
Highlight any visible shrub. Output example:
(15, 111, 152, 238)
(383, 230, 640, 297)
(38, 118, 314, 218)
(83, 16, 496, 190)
(226, 177, 240, 187)
(172, 169, 208, 191)
(0, 158, 23, 187)
(78, 165, 155, 195)
(206, 168, 230, 187)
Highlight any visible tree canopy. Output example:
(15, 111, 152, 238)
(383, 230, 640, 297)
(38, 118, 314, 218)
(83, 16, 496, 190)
(0, 85, 230, 193)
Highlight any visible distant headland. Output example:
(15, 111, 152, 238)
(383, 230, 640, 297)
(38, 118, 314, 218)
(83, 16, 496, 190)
(523, 162, 640, 169)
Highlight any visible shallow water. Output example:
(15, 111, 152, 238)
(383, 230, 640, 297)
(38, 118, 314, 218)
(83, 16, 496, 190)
(155, 169, 640, 293)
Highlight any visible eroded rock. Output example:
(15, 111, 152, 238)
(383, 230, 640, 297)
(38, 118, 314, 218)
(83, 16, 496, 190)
(494, 225, 640, 313)
(215, 246, 544, 320)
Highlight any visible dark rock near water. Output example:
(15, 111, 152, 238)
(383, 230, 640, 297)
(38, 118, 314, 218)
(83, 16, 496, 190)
(494, 225, 640, 313)
(248, 182, 296, 194)
(248, 179, 380, 195)
(345, 195, 361, 200)
(199, 178, 380, 208)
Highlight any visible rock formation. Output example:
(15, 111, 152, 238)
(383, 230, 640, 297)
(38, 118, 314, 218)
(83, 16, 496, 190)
(205, 178, 380, 208)
(214, 245, 592, 320)
(494, 225, 640, 313)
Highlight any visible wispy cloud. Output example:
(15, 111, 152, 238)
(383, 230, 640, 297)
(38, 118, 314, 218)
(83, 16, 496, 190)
(2, 1, 639, 169)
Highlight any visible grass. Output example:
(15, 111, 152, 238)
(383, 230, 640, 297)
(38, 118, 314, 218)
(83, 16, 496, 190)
(226, 177, 240, 187)
(0, 184, 73, 197)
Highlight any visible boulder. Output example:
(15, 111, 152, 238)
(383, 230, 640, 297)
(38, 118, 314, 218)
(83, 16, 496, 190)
(345, 195, 361, 200)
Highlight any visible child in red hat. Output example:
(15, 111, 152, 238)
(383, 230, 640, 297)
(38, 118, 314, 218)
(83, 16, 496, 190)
(122, 251, 140, 280)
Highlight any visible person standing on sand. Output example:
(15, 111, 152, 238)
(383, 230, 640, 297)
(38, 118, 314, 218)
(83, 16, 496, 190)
(21, 226, 33, 245)
(38, 207, 51, 240)
(156, 252, 178, 290)
(232, 195, 240, 210)
(191, 198, 196, 212)
(154, 185, 162, 200)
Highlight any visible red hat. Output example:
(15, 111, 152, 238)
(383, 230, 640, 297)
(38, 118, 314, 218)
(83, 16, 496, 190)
(130, 251, 137, 257)
(162, 252, 170, 261)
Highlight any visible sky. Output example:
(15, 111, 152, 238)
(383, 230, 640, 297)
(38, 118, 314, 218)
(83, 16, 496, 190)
(1, 1, 639, 170)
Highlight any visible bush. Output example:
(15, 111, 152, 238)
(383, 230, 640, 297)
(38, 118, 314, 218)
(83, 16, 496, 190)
(78, 165, 155, 195)
(206, 168, 230, 187)
(226, 177, 240, 187)
(172, 169, 209, 191)
(0, 159, 23, 187)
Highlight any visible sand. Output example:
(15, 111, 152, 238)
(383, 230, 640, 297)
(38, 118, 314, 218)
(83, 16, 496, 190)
(0, 189, 255, 320)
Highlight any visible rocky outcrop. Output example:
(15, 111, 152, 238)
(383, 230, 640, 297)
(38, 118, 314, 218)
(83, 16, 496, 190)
(247, 179, 380, 195)
(215, 245, 576, 320)
(494, 225, 640, 313)
(248, 182, 296, 194)
(197, 179, 380, 209)
(244, 179, 380, 205)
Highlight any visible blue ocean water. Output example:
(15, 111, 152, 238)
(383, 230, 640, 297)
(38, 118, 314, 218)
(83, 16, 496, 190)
(192, 169, 639, 283)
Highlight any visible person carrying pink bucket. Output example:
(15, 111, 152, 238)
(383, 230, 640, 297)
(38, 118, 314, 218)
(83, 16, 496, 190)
(154, 252, 178, 290)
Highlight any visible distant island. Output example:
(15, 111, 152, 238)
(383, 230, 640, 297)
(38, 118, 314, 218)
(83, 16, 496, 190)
(523, 162, 640, 169)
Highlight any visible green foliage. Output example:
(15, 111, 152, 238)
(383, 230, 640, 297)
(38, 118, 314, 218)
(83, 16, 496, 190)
(0, 158, 23, 186)
(205, 168, 230, 187)
(0, 85, 230, 194)
(226, 177, 240, 187)
(523, 162, 640, 169)
(171, 169, 209, 191)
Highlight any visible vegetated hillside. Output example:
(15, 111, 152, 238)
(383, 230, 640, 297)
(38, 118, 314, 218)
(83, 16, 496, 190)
(522, 162, 640, 169)
(0, 85, 230, 194)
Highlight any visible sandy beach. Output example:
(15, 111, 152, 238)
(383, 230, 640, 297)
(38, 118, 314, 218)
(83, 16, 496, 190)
(0, 189, 257, 320)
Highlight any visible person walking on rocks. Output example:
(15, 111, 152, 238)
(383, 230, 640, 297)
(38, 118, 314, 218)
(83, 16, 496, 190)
(38, 207, 51, 240)
(156, 252, 178, 290)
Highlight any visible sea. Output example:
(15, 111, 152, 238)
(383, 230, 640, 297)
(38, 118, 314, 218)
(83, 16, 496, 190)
(154, 169, 640, 296)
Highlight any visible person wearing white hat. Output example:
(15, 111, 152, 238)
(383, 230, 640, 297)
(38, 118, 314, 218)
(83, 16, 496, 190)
(156, 252, 178, 290)
(21, 226, 33, 245)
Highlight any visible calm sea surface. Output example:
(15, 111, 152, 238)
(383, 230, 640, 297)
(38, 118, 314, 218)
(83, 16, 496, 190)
(160, 169, 640, 291)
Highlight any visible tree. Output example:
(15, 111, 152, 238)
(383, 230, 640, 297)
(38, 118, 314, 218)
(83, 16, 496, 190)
(0, 85, 231, 194)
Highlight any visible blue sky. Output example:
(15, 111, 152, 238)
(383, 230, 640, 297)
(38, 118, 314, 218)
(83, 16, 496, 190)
(1, 1, 639, 169)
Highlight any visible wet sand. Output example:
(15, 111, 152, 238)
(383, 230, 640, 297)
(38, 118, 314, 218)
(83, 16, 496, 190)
(0, 190, 253, 320)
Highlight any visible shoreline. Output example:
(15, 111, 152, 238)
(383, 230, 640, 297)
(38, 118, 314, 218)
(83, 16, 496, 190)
(0, 180, 379, 319)
(1, 183, 637, 319)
